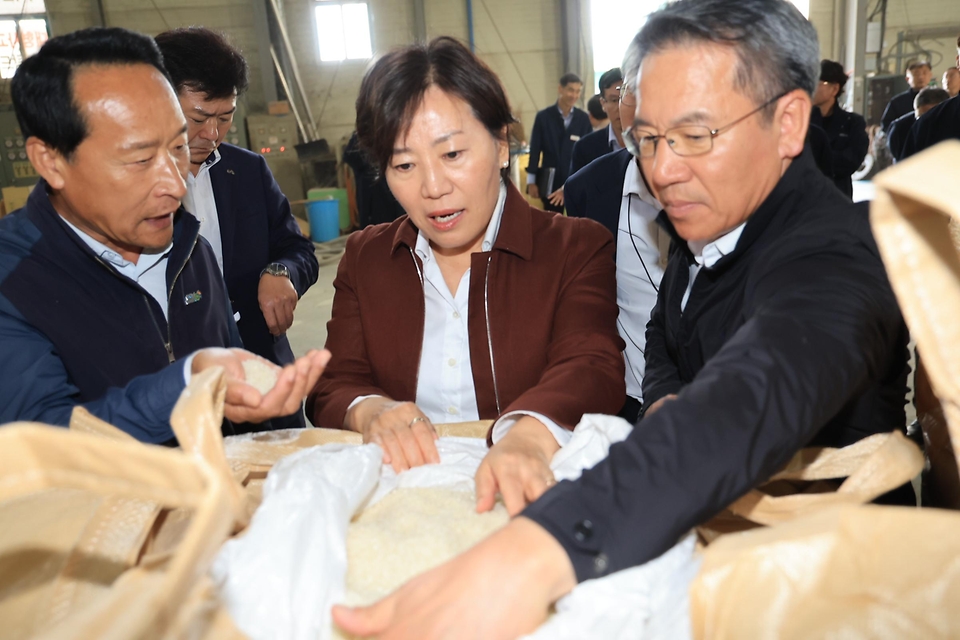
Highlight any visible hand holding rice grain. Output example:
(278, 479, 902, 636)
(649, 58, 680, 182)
(241, 358, 280, 395)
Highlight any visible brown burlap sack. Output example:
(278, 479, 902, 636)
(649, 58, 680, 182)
(0, 417, 235, 639)
(690, 141, 960, 638)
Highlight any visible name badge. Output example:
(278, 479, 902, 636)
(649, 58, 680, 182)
(570, 134, 581, 141)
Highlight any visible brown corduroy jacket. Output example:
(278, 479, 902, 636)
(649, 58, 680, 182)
(306, 184, 626, 437)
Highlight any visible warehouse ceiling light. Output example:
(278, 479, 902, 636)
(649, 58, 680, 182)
(315, 1, 372, 62)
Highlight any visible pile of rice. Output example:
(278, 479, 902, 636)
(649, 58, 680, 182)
(333, 487, 509, 638)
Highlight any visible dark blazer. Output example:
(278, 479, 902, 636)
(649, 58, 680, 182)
(887, 112, 915, 161)
(901, 95, 960, 160)
(306, 183, 625, 436)
(208, 143, 319, 367)
(566, 149, 671, 266)
(523, 149, 909, 582)
(570, 125, 616, 176)
(818, 104, 869, 198)
(881, 88, 919, 133)
(526, 104, 592, 193)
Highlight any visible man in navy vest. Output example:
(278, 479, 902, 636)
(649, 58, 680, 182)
(156, 27, 320, 430)
(0, 28, 329, 443)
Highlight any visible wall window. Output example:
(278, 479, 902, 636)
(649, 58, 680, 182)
(314, 1, 372, 62)
(0, 0, 48, 80)
(591, 0, 809, 92)
(589, 0, 660, 91)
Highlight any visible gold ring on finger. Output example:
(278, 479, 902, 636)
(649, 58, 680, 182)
(409, 416, 426, 428)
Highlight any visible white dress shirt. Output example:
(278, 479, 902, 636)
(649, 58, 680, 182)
(350, 181, 570, 447)
(681, 222, 747, 312)
(182, 149, 225, 274)
(616, 159, 664, 402)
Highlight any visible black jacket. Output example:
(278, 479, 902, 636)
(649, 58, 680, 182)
(881, 88, 919, 133)
(901, 95, 960, 160)
(526, 104, 592, 193)
(569, 125, 617, 177)
(523, 149, 909, 582)
(208, 143, 319, 369)
(565, 148, 633, 244)
(886, 111, 915, 161)
(816, 104, 869, 198)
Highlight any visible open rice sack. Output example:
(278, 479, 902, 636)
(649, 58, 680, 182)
(688, 142, 960, 639)
(697, 430, 923, 542)
(211, 414, 702, 640)
(690, 504, 960, 639)
(871, 140, 960, 503)
(0, 422, 236, 640)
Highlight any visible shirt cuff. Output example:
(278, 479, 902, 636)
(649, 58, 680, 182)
(526, 173, 537, 185)
(490, 411, 573, 447)
(347, 394, 384, 412)
(182, 352, 198, 386)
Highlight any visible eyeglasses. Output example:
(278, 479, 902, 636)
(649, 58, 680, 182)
(623, 90, 789, 159)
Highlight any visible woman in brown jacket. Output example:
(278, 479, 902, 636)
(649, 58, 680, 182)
(306, 37, 624, 515)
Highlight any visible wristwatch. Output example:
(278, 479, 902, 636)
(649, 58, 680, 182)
(260, 262, 290, 279)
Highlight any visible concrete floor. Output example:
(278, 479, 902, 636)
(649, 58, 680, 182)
(286, 236, 345, 358)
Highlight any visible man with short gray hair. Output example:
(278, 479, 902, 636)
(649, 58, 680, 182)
(887, 86, 951, 161)
(333, 1, 910, 636)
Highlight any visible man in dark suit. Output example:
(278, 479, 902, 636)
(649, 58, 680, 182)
(156, 27, 319, 430)
(526, 73, 592, 212)
(810, 59, 868, 197)
(880, 60, 931, 134)
(887, 87, 950, 162)
(901, 41, 960, 160)
(569, 68, 624, 176)
(566, 65, 668, 424)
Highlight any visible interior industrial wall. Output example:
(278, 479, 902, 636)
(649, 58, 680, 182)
(41, 0, 960, 147)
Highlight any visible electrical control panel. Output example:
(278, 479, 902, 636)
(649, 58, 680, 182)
(0, 105, 39, 189)
(246, 113, 299, 159)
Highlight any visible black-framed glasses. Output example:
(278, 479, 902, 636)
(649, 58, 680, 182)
(623, 90, 790, 159)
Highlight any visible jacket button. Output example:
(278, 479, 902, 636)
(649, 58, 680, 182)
(593, 553, 609, 574)
(573, 519, 593, 542)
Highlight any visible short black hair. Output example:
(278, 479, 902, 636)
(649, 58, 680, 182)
(598, 68, 623, 94)
(11, 27, 170, 159)
(559, 72, 582, 87)
(819, 59, 847, 92)
(587, 94, 605, 120)
(155, 27, 248, 99)
(914, 87, 949, 110)
(355, 36, 516, 177)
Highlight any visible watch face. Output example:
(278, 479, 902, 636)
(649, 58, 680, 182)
(265, 263, 289, 278)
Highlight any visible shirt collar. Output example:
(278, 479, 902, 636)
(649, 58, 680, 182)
(58, 214, 172, 270)
(607, 124, 623, 151)
(191, 148, 222, 182)
(621, 157, 661, 209)
(415, 180, 508, 263)
(688, 222, 747, 269)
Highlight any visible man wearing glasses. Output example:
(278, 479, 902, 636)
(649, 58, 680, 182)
(334, 0, 910, 636)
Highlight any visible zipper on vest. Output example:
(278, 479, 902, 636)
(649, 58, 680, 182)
(408, 247, 426, 395)
(164, 234, 199, 362)
(91, 253, 173, 362)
